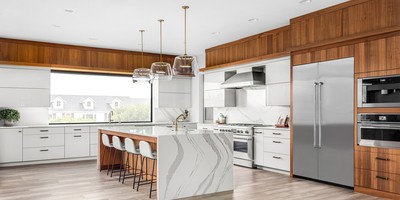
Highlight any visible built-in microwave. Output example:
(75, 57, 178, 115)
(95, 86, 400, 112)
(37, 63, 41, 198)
(358, 75, 400, 108)
(358, 114, 400, 148)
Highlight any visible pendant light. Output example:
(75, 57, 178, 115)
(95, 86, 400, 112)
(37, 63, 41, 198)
(150, 19, 173, 80)
(172, 6, 197, 77)
(132, 30, 152, 83)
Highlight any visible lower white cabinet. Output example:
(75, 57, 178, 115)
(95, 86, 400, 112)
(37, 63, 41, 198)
(254, 130, 264, 166)
(65, 132, 90, 158)
(0, 129, 23, 163)
(23, 133, 64, 148)
(90, 144, 98, 157)
(23, 146, 64, 161)
(263, 152, 290, 171)
(197, 124, 216, 131)
(263, 138, 290, 155)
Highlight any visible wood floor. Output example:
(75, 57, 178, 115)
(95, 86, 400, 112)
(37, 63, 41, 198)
(0, 160, 383, 200)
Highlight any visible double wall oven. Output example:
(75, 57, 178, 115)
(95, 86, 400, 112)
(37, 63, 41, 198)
(358, 114, 400, 148)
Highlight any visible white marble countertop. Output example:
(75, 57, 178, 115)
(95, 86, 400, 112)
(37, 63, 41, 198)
(0, 121, 197, 129)
(253, 126, 290, 130)
(99, 125, 216, 138)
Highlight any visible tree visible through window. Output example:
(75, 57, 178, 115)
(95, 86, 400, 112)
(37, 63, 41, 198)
(49, 72, 151, 123)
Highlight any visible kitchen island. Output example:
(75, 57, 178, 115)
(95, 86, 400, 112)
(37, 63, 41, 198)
(98, 126, 233, 200)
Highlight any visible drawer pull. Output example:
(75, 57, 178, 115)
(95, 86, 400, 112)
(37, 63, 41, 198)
(273, 156, 281, 159)
(273, 141, 282, 144)
(18, 131, 22, 133)
(40, 149, 49, 152)
(272, 132, 281, 135)
(73, 129, 82, 131)
(74, 135, 82, 138)
(40, 130, 49, 132)
(376, 157, 390, 161)
(376, 176, 389, 180)
(255, 131, 263, 134)
(202, 128, 208, 130)
(40, 136, 49, 139)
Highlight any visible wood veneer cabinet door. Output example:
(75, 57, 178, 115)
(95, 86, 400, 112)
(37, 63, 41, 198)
(355, 38, 387, 73)
(17, 43, 51, 64)
(90, 50, 128, 71)
(0, 41, 18, 62)
(355, 151, 400, 174)
(386, 35, 400, 70)
(355, 168, 400, 194)
(51, 47, 91, 68)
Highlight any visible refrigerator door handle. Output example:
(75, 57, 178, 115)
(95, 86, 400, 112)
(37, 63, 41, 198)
(314, 82, 318, 148)
(318, 82, 323, 148)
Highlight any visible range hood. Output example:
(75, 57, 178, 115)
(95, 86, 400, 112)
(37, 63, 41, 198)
(221, 67, 265, 89)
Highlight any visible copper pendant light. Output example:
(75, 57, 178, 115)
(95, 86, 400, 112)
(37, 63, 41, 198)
(172, 6, 197, 77)
(132, 30, 152, 83)
(150, 19, 173, 80)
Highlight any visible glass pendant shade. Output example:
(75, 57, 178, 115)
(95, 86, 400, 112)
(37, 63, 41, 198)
(132, 68, 151, 83)
(172, 55, 197, 76)
(150, 62, 173, 80)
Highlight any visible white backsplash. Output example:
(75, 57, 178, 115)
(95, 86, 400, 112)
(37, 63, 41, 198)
(213, 88, 290, 125)
(0, 107, 49, 126)
(153, 108, 192, 123)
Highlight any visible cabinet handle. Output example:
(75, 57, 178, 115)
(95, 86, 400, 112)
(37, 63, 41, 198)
(273, 132, 281, 135)
(202, 128, 208, 130)
(74, 135, 82, 138)
(40, 149, 49, 152)
(73, 129, 82, 131)
(18, 131, 22, 133)
(376, 176, 389, 180)
(40, 130, 49, 132)
(273, 156, 281, 159)
(40, 136, 49, 139)
(273, 141, 282, 143)
(376, 157, 390, 161)
(255, 131, 263, 134)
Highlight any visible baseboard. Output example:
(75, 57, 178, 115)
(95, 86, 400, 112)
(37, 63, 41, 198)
(256, 165, 290, 175)
(0, 157, 97, 167)
(355, 186, 400, 199)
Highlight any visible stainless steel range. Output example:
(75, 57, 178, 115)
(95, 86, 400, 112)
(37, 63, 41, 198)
(218, 123, 271, 168)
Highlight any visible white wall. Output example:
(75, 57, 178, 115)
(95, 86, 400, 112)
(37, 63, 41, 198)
(0, 107, 48, 126)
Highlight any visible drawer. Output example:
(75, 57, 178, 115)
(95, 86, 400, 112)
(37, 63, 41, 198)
(263, 152, 290, 171)
(65, 126, 89, 133)
(263, 138, 290, 155)
(23, 134, 64, 148)
(90, 144, 98, 157)
(23, 127, 64, 135)
(90, 132, 99, 145)
(23, 146, 64, 161)
(263, 129, 290, 139)
(355, 168, 400, 194)
(355, 151, 400, 174)
(65, 132, 90, 158)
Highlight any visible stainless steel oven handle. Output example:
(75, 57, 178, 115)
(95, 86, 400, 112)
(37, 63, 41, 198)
(359, 125, 400, 130)
(233, 137, 253, 141)
(314, 82, 318, 148)
(318, 82, 323, 149)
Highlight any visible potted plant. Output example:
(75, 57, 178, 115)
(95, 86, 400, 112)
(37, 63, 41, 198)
(0, 109, 20, 127)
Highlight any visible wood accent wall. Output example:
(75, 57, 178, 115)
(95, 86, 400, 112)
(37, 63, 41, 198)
(202, 26, 291, 71)
(0, 38, 175, 74)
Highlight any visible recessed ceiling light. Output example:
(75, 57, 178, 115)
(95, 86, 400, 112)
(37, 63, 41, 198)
(88, 37, 97, 41)
(52, 25, 61, 28)
(211, 31, 220, 35)
(299, 0, 312, 4)
(65, 9, 74, 13)
(248, 18, 259, 22)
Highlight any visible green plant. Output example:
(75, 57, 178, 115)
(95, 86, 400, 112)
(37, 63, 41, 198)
(0, 109, 20, 121)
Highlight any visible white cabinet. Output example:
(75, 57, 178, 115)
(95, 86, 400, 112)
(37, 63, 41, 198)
(197, 124, 216, 131)
(23, 147, 64, 161)
(204, 71, 225, 90)
(65, 127, 90, 158)
(263, 152, 290, 171)
(23, 133, 64, 148)
(0, 129, 23, 163)
(265, 58, 290, 107)
(22, 127, 65, 161)
(267, 83, 290, 106)
(0, 65, 50, 107)
(265, 59, 290, 84)
(153, 77, 192, 108)
(254, 129, 264, 166)
(204, 89, 236, 107)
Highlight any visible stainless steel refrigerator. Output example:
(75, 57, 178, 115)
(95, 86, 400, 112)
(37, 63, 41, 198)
(292, 57, 354, 187)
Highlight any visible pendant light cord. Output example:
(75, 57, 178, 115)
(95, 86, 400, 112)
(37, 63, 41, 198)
(159, 19, 164, 62)
(183, 6, 189, 56)
(140, 30, 144, 68)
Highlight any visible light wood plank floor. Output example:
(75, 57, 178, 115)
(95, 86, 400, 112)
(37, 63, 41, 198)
(0, 160, 383, 200)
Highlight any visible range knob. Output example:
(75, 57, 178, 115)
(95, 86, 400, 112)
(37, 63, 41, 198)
(245, 130, 249, 134)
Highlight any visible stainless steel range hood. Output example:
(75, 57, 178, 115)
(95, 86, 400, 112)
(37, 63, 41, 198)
(221, 67, 265, 89)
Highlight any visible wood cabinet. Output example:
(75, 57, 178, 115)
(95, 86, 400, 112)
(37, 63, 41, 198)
(17, 43, 51, 64)
(355, 151, 400, 174)
(0, 129, 23, 163)
(355, 168, 400, 194)
(0, 41, 18, 62)
(51, 47, 91, 68)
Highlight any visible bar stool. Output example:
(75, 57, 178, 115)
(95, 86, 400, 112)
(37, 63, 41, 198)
(137, 141, 157, 198)
(111, 136, 126, 182)
(100, 134, 113, 175)
(122, 138, 141, 188)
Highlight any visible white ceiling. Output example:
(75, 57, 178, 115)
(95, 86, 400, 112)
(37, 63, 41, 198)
(0, 0, 348, 56)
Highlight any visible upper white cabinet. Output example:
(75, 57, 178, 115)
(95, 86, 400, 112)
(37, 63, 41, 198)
(0, 65, 50, 107)
(265, 58, 290, 106)
(203, 71, 236, 107)
(0, 129, 23, 163)
(153, 77, 192, 108)
(265, 59, 290, 84)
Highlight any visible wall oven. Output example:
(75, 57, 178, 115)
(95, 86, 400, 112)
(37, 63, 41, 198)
(358, 114, 400, 148)
(358, 75, 400, 108)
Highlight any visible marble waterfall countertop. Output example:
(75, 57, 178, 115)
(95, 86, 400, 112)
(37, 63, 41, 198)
(99, 125, 234, 200)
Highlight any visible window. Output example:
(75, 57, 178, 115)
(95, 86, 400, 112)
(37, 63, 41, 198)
(49, 72, 152, 124)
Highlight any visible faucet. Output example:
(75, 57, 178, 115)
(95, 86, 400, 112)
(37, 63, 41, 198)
(174, 110, 189, 131)
(108, 111, 114, 124)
